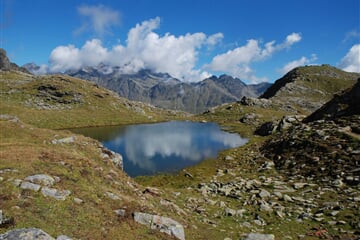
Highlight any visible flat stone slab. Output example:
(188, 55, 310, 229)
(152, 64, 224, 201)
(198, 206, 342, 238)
(41, 187, 71, 201)
(0, 228, 55, 240)
(243, 233, 275, 240)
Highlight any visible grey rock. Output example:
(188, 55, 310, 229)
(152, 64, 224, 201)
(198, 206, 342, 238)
(114, 209, 126, 217)
(283, 194, 293, 202)
(224, 208, 237, 216)
(24, 174, 56, 187)
(13, 179, 22, 187)
(101, 148, 123, 169)
(255, 121, 278, 136)
(273, 191, 283, 199)
(105, 192, 121, 200)
(56, 236, 72, 240)
(41, 187, 71, 200)
(20, 182, 41, 192)
(51, 136, 76, 144)
(258, 189, 271, 199)
(73, 198, 84, 204)
(224, 156, 234, 161)
(293, 182, 307, 189)
(133, 212, 185, 240)
(0, 228, 55, 240)
(243, 233, 275, 240)
(259, 202, 273, 212)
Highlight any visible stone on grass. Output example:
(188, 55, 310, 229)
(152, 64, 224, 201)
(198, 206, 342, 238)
(56, 235, 72, 240)
(0, 228, 55, 240)
(24, 174, 56, 187)
(20, 182, 41, 192)
(114, 209, 126, 217)
(52, 136, 76, 144)
(41, 187, 71, 201)
(133, 212, 185, 240)
(243, 233, 275, 240)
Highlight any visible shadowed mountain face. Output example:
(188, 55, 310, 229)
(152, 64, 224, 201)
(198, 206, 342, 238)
(62, 66, 271, 113)
(304, 78, 360, 122)
(260, 65, 360, 113)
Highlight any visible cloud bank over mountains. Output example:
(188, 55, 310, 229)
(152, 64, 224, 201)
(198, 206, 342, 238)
(42, 5, 359, 83)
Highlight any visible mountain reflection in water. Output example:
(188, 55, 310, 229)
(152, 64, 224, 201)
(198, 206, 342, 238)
(71, 121, 248, 177)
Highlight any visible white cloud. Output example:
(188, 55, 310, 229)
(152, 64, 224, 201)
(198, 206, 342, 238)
(206, 33, 224, 46)
(205, 33, 302, 83)
(279, 54, 317, 74)
(338, 44, 360, 73)
(49, 39, 108, 72)
(285, 32, 302, 46)
(76, 4, 120, 36)
(50, 17, 222, 81)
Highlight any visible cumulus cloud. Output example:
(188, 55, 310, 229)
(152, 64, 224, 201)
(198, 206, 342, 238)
(50, 17, 222, 81)
(205, 33, 302, 83)
(75, 4, 120, 36)
(338, 44, 360, 73)
(279, 54, 317, 74)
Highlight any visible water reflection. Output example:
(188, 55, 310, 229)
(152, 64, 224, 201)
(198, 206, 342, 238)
(71, 121, 248, 177)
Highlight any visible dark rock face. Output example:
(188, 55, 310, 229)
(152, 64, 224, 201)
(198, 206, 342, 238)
(304, 79, 360, 122)
(0, 48, 30, 74)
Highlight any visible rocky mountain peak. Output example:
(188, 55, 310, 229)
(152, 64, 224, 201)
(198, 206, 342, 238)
(0, 48, 30, 74)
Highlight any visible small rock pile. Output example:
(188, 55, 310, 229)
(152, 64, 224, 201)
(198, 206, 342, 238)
(14, 174, 71, 201)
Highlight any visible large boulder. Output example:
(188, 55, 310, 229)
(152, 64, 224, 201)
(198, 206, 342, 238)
(133, 212, 185, 240)
(0, 228, 54, 240)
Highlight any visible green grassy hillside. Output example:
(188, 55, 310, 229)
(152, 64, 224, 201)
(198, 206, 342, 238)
(0, 71, 183, 129)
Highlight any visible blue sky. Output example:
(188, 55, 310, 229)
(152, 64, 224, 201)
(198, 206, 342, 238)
(1, 0, 359, 83)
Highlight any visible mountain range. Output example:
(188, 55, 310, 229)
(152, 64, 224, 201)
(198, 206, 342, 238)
(23, 63, 271, 113)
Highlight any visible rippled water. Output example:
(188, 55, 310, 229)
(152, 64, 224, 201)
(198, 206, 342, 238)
(70, 121, 248, 177)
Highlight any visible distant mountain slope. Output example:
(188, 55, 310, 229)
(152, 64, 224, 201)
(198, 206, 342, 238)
(260, 65, 360, 113)
(62, 65, 270, 113)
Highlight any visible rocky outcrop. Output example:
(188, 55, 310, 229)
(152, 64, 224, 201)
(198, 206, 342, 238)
(133, 212, 185, 240)
(16, 174, 71, 201)
(239, 96, 272, 107)
(100, 147, 123, 170)
(260, 65, 360, 113)
(255, 115, 305, 136)
(0, 48, 30, 74)
(261, 118, 360, 185)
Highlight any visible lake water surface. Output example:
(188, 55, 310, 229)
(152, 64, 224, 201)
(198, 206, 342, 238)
(70, 121, 248, 177)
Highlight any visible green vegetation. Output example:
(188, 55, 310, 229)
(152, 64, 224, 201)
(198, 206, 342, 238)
(0, 71, 184, 129)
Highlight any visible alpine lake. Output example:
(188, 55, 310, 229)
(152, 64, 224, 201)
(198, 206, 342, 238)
(70, 121, 248, 177)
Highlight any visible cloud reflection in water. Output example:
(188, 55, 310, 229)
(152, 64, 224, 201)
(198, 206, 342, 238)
(106, 121, 248, 177)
